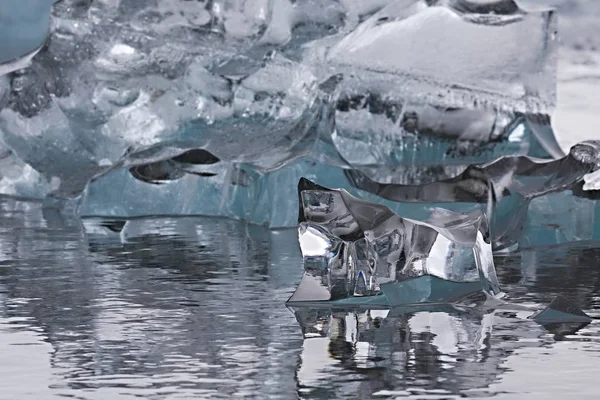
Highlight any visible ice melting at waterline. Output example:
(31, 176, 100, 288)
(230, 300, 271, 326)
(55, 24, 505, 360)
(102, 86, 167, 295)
(286, 139, 600, 305)
(347, 140, 600, 251)
(0, 0, 598, 244)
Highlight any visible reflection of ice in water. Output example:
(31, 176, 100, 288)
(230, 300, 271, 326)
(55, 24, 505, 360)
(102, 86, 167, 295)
(0, 318, 56, 399)
(0, 198, 599, 398)
(293, 305, 577, 397)
(0, 204, 306, 398)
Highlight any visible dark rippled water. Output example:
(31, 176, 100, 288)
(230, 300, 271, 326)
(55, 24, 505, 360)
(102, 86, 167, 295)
(1, 197, 600, 399)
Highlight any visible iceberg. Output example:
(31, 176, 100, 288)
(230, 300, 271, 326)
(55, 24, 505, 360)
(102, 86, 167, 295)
(0, 0, 394, 199)
(0, 0, 345, 199)
(80, 138, 600, 250)
(1, 0, 596, 260)
(0, 0, 566, 223)
(287, 154, 600, 303)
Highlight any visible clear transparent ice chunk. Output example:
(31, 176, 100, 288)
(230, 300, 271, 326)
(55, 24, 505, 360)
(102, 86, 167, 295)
(288, 178, 501, 304)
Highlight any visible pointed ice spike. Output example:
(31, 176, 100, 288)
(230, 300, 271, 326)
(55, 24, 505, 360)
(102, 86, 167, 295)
(523, 114, 565, 159)
(530, 296, 592, 324)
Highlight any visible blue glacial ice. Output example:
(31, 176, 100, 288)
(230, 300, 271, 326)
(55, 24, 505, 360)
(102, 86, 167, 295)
(1, 0, 600, 253)
(0, 0, 566, 219)
(286, 178, 598, 307)
(0, 1, 57, 75)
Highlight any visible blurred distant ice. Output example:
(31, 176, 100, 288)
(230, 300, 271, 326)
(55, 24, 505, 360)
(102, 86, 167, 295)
(520, 0, 600, 149)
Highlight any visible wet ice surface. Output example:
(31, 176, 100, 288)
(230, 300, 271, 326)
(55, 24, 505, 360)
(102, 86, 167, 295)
(0, 0, 598, 227)
(1, 197, 600, 399)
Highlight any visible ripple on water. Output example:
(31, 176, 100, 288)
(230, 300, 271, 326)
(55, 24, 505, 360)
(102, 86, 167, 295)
(0, 197, 599, 399)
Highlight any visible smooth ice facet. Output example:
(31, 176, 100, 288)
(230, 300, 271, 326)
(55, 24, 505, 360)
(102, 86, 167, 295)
(0, 1, 55, 74)
(530, 295, 592, 323)
(379, 276, 484, 306)
(327, 0, 557, 111)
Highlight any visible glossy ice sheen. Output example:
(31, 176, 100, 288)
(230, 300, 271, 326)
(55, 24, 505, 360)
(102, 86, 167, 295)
(311, 0, 562, 179)
(290, 178, 501, 303)
(1, 198, 600, 399)
(0, 0, 563, 215)
(531, 295, 592, 323)
(325, 0, 557, 111)
(347, 141, 600, 251)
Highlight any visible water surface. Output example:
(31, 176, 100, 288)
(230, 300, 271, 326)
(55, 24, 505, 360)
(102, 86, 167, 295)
(0, 198, 599, 399)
